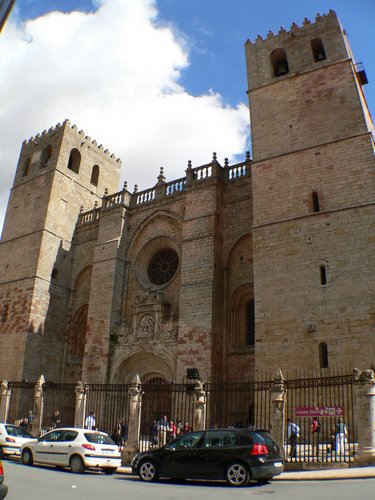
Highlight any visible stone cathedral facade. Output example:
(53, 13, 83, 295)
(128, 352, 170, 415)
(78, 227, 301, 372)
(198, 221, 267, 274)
(0, 11, 374, 384)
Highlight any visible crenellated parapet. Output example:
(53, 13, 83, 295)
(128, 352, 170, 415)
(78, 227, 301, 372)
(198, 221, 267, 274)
(23, 119, 121, 164)
(246, 10, 337, 46)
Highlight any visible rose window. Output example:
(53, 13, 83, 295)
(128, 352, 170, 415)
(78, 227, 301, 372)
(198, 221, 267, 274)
(147, 248, 179, 285)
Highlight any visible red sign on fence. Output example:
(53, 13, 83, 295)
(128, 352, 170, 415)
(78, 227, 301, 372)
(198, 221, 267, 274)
(295, 405, 344, 417)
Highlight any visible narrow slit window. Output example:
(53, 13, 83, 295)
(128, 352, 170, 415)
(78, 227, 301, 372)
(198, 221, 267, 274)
(312, 191, 320, 212)
(22, 158, 30, 177)
(311, 38, 326, 62)
(320, 265, 327, 285)
(90, 165, 100, 186)
(319, 342, 328, 368)
(246, 299, 255, 346)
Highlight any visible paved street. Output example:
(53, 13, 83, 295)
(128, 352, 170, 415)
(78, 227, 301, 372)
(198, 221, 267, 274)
(2, 459, 375, 500)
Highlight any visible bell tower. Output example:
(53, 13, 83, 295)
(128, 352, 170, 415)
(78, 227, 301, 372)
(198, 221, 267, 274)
(0, 120, 121, 381)
(245, 11, 375, 373)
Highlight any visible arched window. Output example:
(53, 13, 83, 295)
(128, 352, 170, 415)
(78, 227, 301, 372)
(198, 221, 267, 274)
(270, 48, 289, 77)
(319, 342, 328, 368)
(312, 191, 320, 212)
(311, 38, 326, 62)
(22, 158, 30, 177)
(40, 145, 52, 168)
(229, 287, 255, 349)
(320, 265, 327, 286)
(69, 305, 88, 357)
(90, 165, 100, 186)
(67, 148, 81, 174)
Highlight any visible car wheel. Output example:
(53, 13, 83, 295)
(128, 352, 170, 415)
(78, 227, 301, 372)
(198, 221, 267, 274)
(138, 460, 159, 482)
(102, 467, 117, 475)
(22, 448, 34, 466)
(69, 455, 85, 474)
(225, 462, 250, 487)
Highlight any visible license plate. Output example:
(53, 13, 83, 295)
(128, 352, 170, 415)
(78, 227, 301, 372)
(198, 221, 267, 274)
(274, 462, 283, 467)
(102, 449, 114, 455)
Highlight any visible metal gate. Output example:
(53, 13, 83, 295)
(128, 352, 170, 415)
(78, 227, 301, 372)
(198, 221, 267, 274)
(7, 381, 34, 427)
(285, 371, 355, 463)
(85, 384, 131, 437)
(41, 382, 76, 431)
(139, 382, 195, 452)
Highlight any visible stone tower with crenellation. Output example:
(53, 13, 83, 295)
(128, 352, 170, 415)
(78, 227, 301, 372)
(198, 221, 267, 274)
(245, 11, 375, 372)
(0, 10, 374, 385)
(0, 120, 121, 381)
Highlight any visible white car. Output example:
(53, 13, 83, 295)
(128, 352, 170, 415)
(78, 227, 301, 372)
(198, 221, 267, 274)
(21, 428, 121, 474)
(0, 424, 36, 458)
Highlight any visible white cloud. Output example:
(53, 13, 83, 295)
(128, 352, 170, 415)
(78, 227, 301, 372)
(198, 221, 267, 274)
(0, 0, 249, 233)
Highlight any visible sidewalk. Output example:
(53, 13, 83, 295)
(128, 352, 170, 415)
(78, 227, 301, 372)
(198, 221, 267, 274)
(275, 466, 375, 481)
(117, 465, 375, 481)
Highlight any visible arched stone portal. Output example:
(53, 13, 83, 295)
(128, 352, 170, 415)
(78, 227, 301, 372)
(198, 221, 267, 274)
(111, 351, 174, 384)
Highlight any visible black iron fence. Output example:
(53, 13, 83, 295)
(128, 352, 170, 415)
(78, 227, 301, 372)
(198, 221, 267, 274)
(285, 371, 355, 463)
(85, 383, 131, 437)
(3, 370, 356, 464)
(7, 381, 34, 428)
(139, 382, 195, 452)
(42, 381, 76, 431)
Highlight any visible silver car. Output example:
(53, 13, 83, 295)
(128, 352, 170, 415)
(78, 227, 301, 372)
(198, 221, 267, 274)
(21, 428, 121, 474)
(0, 424, 36, 458)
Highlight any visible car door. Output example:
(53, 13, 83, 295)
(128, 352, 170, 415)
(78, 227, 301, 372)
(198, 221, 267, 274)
(160, 431, 205, 478)
(193, 430, 238, 478)
(33, 430, 65, 465)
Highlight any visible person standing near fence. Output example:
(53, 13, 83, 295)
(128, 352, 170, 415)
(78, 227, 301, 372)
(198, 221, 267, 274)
(85, 411, 96, 430)
(311, 416, 321, 460)
(52, 409, 61, 429)
(157, 415, 169, 446)
(335, 417, 348, 456)
(287, 418, 299, 459)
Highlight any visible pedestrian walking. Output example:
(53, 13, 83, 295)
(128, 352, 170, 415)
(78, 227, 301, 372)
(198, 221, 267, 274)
(335, 417, 348, 456)
(287, 418, 299, 459)
(311, 416, 321, 460)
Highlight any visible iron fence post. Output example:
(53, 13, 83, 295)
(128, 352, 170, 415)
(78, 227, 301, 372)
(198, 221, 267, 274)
(353, 368, 375, 465)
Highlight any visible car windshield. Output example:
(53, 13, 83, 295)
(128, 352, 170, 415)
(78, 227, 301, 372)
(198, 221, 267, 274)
(5, 425, 33, 438)
(167, 432, 203, 450)
(84, 432, 115, 445)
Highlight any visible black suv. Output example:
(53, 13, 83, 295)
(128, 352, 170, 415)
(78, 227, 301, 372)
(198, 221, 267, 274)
(0, 459, 8, 499)
(132, 428, 283, 486)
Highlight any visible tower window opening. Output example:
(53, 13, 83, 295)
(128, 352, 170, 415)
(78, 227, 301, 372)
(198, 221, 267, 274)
(22, 158, 30, 177)
(319, 342, 328, 368)
(51, 268, 59, 281)
(311, 38, 326, 62)
(312, 191, 320, 212)
(67, 148, 81, 174)
(40, 145, 52, 168)
(90, 165, 100, 186)
(270, 48, 289, 77)
(320, 265, 327, 286)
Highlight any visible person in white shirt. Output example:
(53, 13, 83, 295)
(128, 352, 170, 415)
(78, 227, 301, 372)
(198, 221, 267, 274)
(85, 411, 96, 430)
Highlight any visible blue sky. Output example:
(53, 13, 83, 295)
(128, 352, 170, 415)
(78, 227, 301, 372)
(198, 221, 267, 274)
(0, 0, 374, 232)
